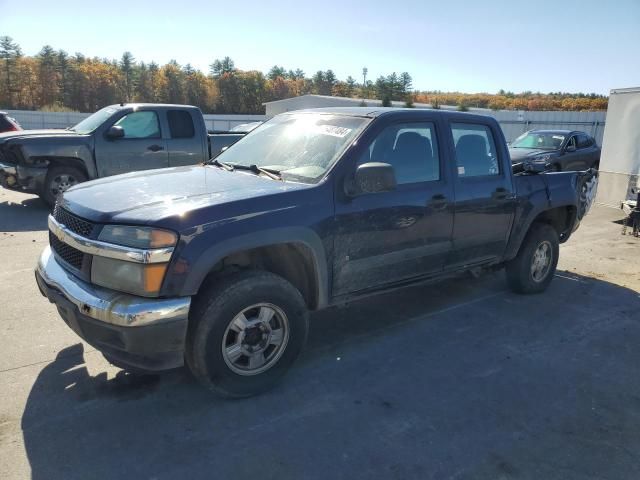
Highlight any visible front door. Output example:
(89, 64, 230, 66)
(447, 121, 516, 268)
(95, 110, 168, 177)
(333, 120, 454, 296)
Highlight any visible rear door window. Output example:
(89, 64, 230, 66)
(451, 123, 499, 177)
(167, 110, 195, 138)
(577, 134, 591, 149)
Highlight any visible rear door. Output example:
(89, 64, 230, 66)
(95, 110, 168, 177)
(333, 118, 454, 295)
(165, 110, 208, 166)
(560, 134, 583, 171)
(446, 121, 516, 268)
(576, 133, 599, 169)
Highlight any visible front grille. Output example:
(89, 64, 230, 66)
(53, 204, 95, 237)
(50, 231, 84, 270)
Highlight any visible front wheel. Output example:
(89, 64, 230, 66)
(42, 165, 87, 206)
(186, 270, 309, 398)
(505, 223, 559, 294)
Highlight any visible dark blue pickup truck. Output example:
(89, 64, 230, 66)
(35, 108, 598, 397)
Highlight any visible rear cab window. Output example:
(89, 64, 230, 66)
(167, 110, 195, 138)
(451, 123, 499, 177)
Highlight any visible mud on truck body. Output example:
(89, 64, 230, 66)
(35, 108, 598, 397)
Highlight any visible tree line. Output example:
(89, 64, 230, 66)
(0, 36, 608, 114)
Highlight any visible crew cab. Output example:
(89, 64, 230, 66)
(0, 103, 249, 205)
(35, 108, 598, 398)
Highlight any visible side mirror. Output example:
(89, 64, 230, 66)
(353, 162, 397, 194)
(565, 144, 576, 153)
(106, 125, 125, 139)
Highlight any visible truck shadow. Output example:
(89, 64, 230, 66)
(21, 272, 640, 479)
(0, 194, 49, 232)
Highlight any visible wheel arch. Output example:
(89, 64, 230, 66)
(44, 157, 91, 178)
(505, 203, 577, 261)
(179, 227, 330, 310)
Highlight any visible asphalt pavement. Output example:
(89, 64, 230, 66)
(1, 187, 639, 480)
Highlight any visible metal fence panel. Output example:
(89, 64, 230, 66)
(7, 109, 605, 144)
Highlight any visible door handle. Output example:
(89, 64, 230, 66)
(429, 194, 448, 210)
(147, 144, 164, 152)
(492, 187, 509, 200)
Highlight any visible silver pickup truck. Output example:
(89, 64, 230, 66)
(0, 103, 250, 205)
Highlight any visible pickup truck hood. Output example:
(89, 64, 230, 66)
(0, 129, 79, 143)
(509, 147, 560, 163)
(60, 165, 311, 225)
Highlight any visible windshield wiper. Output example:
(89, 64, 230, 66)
(227, 163, 283, 181)
(208, 158, 234, 171)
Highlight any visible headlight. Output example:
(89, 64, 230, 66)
(91, 257, 168, 297)
(98, 225, 177, 248)
(92, 225, 178, 297)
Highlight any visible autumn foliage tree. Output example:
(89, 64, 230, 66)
(0, 36, 608, 114)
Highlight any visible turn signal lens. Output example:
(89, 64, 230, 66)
(143, 264, 168, 293)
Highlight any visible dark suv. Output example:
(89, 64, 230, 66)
(509, 129, 600, 172)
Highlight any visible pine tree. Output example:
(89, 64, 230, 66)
(0, 36, 22, 107)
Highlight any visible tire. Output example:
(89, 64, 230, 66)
(505, 223, 559, 294)
(186, 270, 309, 398)
(42, 165, 87, 206)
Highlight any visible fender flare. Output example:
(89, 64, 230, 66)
(180, 226, 330, 308)
(20, 143, 97, 178)
(504, 196, 577, 261)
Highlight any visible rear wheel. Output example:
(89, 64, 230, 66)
(41, 165, 87, 206)
(505, 223, 559, 294)
(186, 270, 309, 398)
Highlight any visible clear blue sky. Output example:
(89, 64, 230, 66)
(1, 0, 638, 95)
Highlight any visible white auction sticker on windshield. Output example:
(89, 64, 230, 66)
(316, 125, 352, 138)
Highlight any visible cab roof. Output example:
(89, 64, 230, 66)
(288, 107, 495, 123)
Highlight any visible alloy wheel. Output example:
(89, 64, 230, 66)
(221, 303, 290, 376)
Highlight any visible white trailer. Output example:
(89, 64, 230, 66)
(597, 87, 640, 208)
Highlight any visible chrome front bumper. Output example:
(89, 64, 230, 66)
(36, 246, 191, 371)
(37, 246, 190, 327)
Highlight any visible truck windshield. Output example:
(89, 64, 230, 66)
(71, 106, 118, 134)
(214, 113, 370, 183)
(511, 132, 565, 150)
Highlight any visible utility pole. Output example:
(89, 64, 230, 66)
(362, 67, 368, 98)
